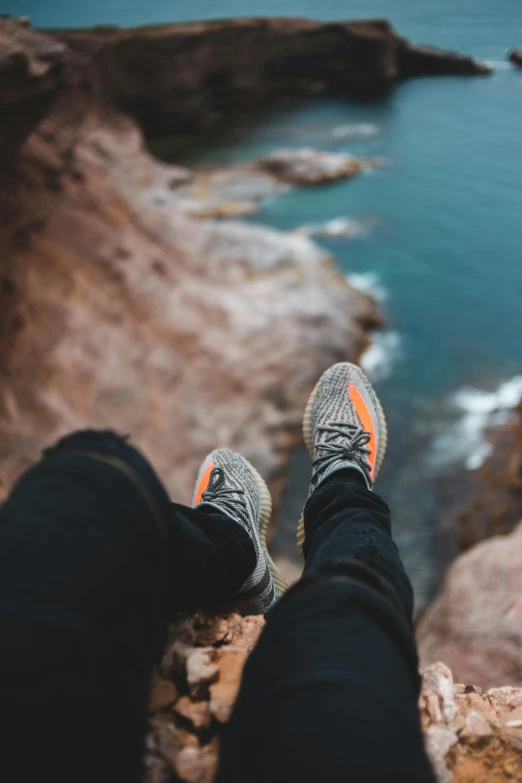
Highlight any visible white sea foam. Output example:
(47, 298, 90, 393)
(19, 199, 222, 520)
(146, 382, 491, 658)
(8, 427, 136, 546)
(360, 331, 402, 382)
(346, 271, 388, 303)
(331, 123, 379, 139)
(485, 60, 512, 70)
(302, 215, 374, 240)
(429, 375, 522, 470)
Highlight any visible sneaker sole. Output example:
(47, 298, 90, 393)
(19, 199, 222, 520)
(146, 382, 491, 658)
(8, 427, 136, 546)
(241, 456, 289, 599)
(296, 364, 388, 559)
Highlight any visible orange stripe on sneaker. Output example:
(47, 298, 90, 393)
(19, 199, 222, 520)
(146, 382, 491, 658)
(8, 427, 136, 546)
(348, 383, 377, 479)
(194, 461, 215, 505)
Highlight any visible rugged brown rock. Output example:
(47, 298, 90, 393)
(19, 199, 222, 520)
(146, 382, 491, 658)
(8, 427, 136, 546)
(0, 18, 383, 508)
(146, 612, 264, 783)
(0, 16, 492, 505)
(0, 16, 67, 166)
(0, 16, 516, 783)
(146, 615, 522, 783)
(60, 17, 491, 142)
(418, 518, 522, 690)
(420, 662, 522, 783)
(415, 403, 522, 689)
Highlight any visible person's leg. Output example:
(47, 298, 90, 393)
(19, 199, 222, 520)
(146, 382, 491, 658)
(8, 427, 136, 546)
(0, 430, 257, 782)
(217, 364, 435, 783)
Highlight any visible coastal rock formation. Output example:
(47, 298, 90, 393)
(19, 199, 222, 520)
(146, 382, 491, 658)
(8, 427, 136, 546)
(161, 148, 375, 219)
(1, 13, 488, 503)
(0, 15, 67, 165)
(62, 17, 491, 140)
(508, 49, 522, 68)
(146, 615, 522, 783)
(1, 15, 517, 783)
(417, 519, 522, 690)
(254, 148, 372, 186)
(0, 18, 381, 507)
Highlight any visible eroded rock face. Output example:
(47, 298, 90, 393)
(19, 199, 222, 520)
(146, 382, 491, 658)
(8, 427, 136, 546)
(0, 19, 381, 506)
(417, 521, 522, 689)
(0, 16, 67, 165)
(63, 17, 491, 139)
(420, 662, 522, 783)
(146, 613, 264, 783)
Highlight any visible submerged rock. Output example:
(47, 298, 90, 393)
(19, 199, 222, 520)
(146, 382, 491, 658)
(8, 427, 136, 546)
(172, 149, 377, 218)
(508, 49, 522, 68)
(254, 148, 371, 185)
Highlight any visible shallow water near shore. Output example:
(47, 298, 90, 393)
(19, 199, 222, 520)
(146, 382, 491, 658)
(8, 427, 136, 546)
(23, 0, 522, 607)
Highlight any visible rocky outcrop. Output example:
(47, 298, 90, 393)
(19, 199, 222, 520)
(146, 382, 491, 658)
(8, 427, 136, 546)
(2, 13, 488, 503)
(417, 520, 522, 689)
(146, 616, 522, 783)
(161, 148, 375, 218)
(420, 662, 522, 783)
(146, 612, 264, 783)
(0, 16, 67, 166)
(508, 48, 522, 68)
(0, 18, 380, 507)
(254, 148, 372, 186)
(62, 18, 491, 139)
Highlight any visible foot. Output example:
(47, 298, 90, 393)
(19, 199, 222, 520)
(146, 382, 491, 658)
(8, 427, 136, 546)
(297, 362, 387, 555)
(193, 448, 287, 614)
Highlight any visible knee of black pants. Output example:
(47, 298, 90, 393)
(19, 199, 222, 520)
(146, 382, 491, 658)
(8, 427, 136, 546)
(0, 429, 173, 724)
(303, 477, 415, 624)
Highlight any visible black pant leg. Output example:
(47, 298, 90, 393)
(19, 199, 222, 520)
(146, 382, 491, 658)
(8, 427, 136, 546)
(0, 430, 254, 782)
(217, 473, 435, 783)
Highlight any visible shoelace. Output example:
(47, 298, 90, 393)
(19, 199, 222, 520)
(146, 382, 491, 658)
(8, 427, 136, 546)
(201, 467, 250, 527)
(313, 421, 372, 486)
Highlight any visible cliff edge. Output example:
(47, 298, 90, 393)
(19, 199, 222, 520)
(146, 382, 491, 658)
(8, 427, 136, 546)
(147, 613, 522, 783)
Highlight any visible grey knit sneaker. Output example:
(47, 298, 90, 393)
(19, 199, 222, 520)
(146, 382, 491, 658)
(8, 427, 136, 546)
(193, 448, 287, 614)
(297, 362, 387, 556)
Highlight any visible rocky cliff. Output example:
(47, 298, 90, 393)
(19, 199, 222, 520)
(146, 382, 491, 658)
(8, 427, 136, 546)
(60, 17, 491, 140)
(0, 16, 488, 506)
(0, 16, 509, 782)
(0, 17, 387, 508)
(146, 613, 522, 783)
(0, 16, 67, 165)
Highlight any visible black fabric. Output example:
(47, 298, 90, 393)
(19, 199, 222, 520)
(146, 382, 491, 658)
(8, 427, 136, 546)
(0, 430, 435, 783)
(0, 431, 254, 783)
(217, 472, 436, 783)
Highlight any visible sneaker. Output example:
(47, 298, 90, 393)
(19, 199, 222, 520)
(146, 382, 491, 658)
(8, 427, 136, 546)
(193, 448, 287, 614)
(297, 362, 387, 556)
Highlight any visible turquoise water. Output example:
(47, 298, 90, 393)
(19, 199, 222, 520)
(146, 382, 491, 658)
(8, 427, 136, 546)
(17, 0, 522, 603)
(192, 65, 522, 602)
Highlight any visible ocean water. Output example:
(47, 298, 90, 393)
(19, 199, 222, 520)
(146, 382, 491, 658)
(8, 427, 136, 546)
(16, 0, 522, 605)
